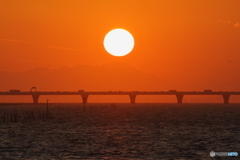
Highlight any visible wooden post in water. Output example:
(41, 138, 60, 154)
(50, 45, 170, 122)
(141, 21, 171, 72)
(46, 99, 49, 118)
(83, 97, 85, 112)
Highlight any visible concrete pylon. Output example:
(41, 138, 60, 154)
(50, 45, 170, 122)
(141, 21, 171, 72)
(176, 94, 184, 104)
(222, 94, 230, 104)
(32, 94, 40, 104)
(129, 94, 137, 104)
(81, 94, 89, 104)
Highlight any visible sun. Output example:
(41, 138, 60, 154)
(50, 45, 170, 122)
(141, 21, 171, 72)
(103, 29, 134, 56)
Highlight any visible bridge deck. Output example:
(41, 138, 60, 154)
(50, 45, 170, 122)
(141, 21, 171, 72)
(1, 91, 239, 104)
(1, 91, 240, 95)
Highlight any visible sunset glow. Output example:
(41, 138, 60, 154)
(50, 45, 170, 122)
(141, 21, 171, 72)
(1, 1, 240, 159)
(0, 1, 240, 103)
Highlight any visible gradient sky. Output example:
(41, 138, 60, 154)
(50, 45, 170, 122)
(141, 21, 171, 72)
(1, 1, 240, 102)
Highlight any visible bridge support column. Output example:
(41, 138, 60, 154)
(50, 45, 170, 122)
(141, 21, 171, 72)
(176, 94, 184, 104)
(32, 94, 40, 104)
(129, 94, 137, 104)
(81, 94, 89, 105)
(222, 94, 230, 104)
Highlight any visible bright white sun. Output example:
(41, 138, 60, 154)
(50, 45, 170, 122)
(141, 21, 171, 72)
(103, 29, 134, 56)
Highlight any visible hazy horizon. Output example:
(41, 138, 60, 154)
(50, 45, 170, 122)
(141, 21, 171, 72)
(0, 62, 240, 103)
(1, 1, 240, 103)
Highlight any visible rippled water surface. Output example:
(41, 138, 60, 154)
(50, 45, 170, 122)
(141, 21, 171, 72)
(0, 103, 240, 159)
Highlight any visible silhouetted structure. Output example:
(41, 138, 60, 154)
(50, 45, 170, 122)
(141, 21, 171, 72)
(30, 87, 37, 92)
(1, 90, 240, 104)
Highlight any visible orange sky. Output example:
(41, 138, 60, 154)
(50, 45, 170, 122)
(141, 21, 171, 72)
(1, 1, 240, 102)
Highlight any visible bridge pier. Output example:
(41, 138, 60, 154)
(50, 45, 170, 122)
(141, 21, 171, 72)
(222, 94, 230, 104)
(176, 94, 184, 104)
(81, 94, 89, 104)
(129, 94, 137, 104)
(32, 94, 40, 104)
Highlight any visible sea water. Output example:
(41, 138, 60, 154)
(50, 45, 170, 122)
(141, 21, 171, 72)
(0, 103, 239, 159)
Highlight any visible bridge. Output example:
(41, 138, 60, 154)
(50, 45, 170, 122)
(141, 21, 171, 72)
(1, 90, 240, 104)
